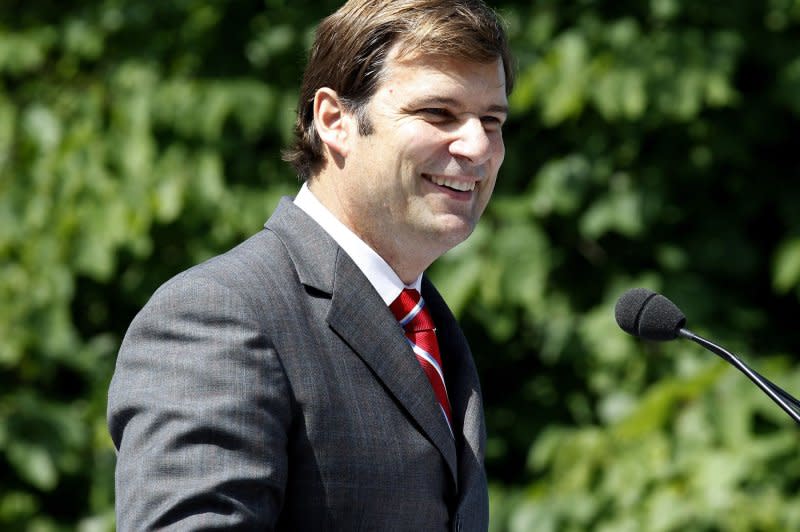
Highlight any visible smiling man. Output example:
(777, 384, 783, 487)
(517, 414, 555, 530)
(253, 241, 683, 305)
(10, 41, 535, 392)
(310, 48, 508, 284)
(108, 0, 514, 530)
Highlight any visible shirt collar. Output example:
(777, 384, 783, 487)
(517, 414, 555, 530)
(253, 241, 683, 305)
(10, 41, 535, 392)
(294, 182, 422, 305)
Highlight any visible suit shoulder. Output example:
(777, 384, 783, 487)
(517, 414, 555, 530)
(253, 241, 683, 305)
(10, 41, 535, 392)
(144, 229, 298, 315)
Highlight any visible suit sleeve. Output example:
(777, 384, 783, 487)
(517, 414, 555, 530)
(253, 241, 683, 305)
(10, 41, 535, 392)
(107, 273, 292, 530)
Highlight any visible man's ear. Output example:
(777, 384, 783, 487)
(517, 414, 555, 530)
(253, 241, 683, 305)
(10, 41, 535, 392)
(313, 87, 353, 160)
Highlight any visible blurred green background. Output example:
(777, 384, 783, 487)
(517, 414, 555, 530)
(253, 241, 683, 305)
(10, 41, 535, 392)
(3, 0, 800, 530)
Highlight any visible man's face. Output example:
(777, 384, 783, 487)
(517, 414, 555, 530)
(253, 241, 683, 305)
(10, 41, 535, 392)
(323, 46, 508, 275)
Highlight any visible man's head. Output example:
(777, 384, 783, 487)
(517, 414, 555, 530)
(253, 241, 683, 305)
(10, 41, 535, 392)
(283, 0, 514, 181)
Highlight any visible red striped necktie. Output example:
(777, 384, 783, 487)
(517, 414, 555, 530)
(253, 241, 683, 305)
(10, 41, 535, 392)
(390, 288, 453, 434)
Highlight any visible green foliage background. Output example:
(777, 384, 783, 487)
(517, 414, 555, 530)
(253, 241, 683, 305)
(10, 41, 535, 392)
(3, 0, 800, 530)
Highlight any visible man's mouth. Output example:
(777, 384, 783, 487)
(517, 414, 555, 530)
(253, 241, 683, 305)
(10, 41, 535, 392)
(424, 174, 477, 192)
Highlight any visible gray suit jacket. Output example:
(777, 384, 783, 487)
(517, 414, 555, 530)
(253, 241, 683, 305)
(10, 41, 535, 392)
(107, 198, 489, 531)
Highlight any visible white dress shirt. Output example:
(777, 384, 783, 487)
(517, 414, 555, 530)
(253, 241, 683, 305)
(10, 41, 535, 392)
(293, 183, 422, 305)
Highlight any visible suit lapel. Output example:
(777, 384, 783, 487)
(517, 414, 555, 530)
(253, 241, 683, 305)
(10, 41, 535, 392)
(265, 198, 458, 484)
(423, 279, 488, 509)
(327, 253, 458, 483)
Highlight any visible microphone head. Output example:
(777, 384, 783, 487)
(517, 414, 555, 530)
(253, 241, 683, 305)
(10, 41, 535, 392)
(614, 288, 687, 341)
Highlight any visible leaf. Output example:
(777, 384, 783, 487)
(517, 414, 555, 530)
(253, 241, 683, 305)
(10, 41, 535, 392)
(772, 238, 800, 294)
(578, 175, 643, 239)
(6, 443, 58, 491)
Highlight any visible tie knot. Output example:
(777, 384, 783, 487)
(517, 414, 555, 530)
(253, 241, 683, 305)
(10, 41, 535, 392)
(389, 289, 434, 332)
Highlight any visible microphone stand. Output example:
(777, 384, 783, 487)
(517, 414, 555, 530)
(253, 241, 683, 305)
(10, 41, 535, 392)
(678, 328, 800, 425)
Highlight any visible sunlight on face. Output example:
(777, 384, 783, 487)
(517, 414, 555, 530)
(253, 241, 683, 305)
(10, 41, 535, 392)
(337, 46, 508, 277)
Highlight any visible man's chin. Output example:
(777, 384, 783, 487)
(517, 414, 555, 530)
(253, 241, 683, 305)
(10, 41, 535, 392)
(427, 216, 476, 248)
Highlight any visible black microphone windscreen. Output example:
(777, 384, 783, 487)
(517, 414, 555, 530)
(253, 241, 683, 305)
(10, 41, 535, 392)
(614, 288, 687, 341)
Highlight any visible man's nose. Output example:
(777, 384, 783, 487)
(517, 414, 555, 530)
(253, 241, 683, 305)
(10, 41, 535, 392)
(448, 118, 495, 166)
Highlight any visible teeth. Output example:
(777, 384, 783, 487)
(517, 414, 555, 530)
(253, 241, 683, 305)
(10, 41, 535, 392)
(429, 175, 476, 192)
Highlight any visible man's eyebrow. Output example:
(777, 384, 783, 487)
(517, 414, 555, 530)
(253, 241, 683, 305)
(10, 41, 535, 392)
(486, 104, 509, 115)
(410, 96, 509, 115)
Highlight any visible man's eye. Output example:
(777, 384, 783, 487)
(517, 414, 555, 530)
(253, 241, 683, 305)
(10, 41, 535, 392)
(419, 108, 453, 120)
(481, 116, 505, 131)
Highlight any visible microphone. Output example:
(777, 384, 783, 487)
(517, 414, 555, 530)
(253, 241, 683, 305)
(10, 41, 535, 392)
(615, 287, 800, 425)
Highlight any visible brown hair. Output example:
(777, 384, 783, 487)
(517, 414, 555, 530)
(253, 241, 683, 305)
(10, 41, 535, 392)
(282, 0, 514, 180)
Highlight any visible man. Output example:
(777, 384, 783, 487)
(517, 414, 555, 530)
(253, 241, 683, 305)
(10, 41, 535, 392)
(107, 0, 513, 529)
